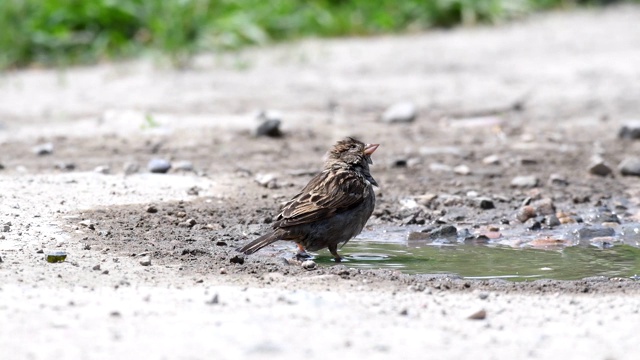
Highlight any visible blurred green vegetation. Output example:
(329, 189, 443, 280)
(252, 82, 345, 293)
(0, 0, 634, 69)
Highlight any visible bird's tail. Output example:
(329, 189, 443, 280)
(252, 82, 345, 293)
(237, 231, 281, 255)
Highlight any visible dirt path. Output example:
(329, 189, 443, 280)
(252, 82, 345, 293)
(2, 5, 640, 360)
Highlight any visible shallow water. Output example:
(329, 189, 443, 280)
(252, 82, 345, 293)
(313, 227, 640, 281)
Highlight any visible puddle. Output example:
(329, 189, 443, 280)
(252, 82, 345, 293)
(312, 226, 640, 281)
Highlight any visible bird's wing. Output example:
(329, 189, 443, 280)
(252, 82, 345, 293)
(274, 169, 368, 228)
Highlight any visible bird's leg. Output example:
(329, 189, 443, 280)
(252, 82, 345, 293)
(295, 243, 311, 260)
(328, 244, 342, 263)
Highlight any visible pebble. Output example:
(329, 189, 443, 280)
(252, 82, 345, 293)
(468, 309, 487, 320)
(381, 101, 418, 123)
(146, 205, 158, 213)
(179, 218, 197, 228)
(148, 159, 172, 174)
(510, 175, 538, 188)
(94, 165, 110, 174)
(532, 198, 556, 216)
(474, 197, 495, 210)
(230, 254, 245, 265)
(548, 173, 569, 186)
(618, 120, 640, 139)
(619, 157, 640, 176)
(255, 119, 282, 137)
(545, 215, 561, 228)
(255, 173, 279, 189)
(123, 162, 140, 175)
(0, 255, 2, 263)
(453, 164, 471, 175)
(482, 155, 500, 165)
(33, 142, 54, 156)
(301, 260, 317, 270)
(589, 157, 613, 176)
(576, 226, 615, 240)
(78, 220, 95, 230)
(0, 163, 4, 170)
(1, 224, 10, 232)
(173, 161, 194, 172)
(45, 251, 67, 263)
(54, 162, 76, 171)
(428, 225, 458, 240)
(139, 256, 152, 266)
(516, 205, 536, 223)
(92, 264, 101, 271)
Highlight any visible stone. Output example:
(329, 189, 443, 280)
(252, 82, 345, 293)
(256, 119, 282, 137)
(173, 161, 194, 172)
(54, 162, 76, 171)
(139, 256, 152, 266)
(482, 155, 500, 165)
(33, 142, 54, 156)
(429, 163, 453, 173)
(510, 175, 538, 188)
(516, 205, 536, 223)
(474, 197, 495, 210)
(427, 225, 458, 240)
(230, 254, 245, 265)
(453, 164, 471, 175)
(146, 205, 158, 213)
(381, 102, 418, 124)
(532, 198, 556, 216)
(549, 173, 569, 186)
(94, 165, 110, 174)
(545, 215, 561, 228)
(255, 110, 283, 137)
(576, 226, 615, 240)
(123, 162, 140, 175)
(619, 157, 640, 177)
(301, 260, 317, 270)
(255, 173, 279, 189)
(148, 159, 171, 173)
(45, 251, 67, 263)
(589, 156, 612, 176)
(468, 309, 487, 320)
(618, 120, 640, 139)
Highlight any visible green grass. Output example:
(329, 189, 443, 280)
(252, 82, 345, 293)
(0, 0, 634, 69)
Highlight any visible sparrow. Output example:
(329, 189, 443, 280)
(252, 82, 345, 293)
(238, 137, 379, 262)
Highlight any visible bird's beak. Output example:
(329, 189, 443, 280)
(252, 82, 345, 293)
(364, 143, 379, 156)
(364, 143, 379, 164)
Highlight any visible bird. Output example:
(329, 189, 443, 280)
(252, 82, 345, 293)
(238, 137, 379, 262)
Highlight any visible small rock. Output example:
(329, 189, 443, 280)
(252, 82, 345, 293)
(45, 251, 67, 263)
(146, 205, 158, 213)
(33, 142, 54, 156)
(619, 157, 640, 177)
(468, 309, 486, 320)
(516, 205, 537, 223)
(427, 225, 458, 240)
(474, 197, 495, 210)
(230, 254, 245, 265)
(92, 264, 101, 271)
(219, 268, 228, 274)
(482, 155, 500, 165)
(94, 165, 110, 174)
(381, 101, 418, 124)
(1, 224, 10, 232)
(478, 292, 489, 300)
(173, 160, 194, 172)
(0, 163, 4, 170)
(618, 120, 640, 139)
(532, 198, 556, 216)
(589, 157, 613, 176)
(453, 164, 471, 175)
(545, 215, 561, 228)
(255, 110, 283, 137)
(123, 162, 140, 175)
(255, 173, 279, 189)
(187, 186, 201, 196)
(148, 159, 172, 174)
(78, 220, 95, 230)
(206, 294, 220, 305)
(525, 218, 542, 231)
(576, 226, 615, 240)
(391, 158, 408, 168)
(301, 260, 317, 270)
(139, 256, 152, 266)
(256, 119, 282, 137)
(510, 175, 539, 188)
(179, 218, 197, 228)
(549, 173, 569, 186)
(519, 157, 538, 165)
(54, 162, 76, 171)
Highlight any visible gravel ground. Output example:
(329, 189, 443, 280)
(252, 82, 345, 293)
(2, 5, 640, 359)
